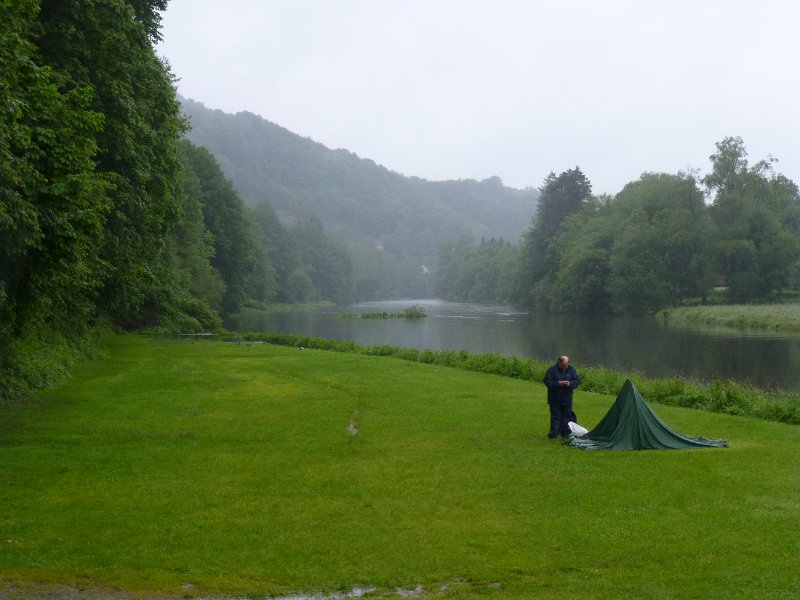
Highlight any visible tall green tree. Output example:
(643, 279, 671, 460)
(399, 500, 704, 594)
(178, 141, 275, 313)
(605, 173, 713, 313)
(170, 143, 225, 312)
(517, 167, 592, 309)
(548, 173, 713, 315)
(1, 0, 110, 397)
(704, 137, 800, 301)
(35, 0, 185, 320)
(250, 201, 299, 302)
(549, 197, 614, 314)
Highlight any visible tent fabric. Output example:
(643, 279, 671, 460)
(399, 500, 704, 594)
(568, 379, 728, 450)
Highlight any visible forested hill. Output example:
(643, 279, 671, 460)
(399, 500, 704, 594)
(180, 98, 538, 259)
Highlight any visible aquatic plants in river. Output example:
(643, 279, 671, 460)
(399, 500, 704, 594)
(340, 305, 429, 319)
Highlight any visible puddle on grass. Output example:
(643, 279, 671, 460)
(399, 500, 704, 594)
(347, 410, 359, 435)
(0, 579, 501, 600)
(394, 586, 424, 598)
(271, 588, 375, 600)
(271, 580, 501, 599)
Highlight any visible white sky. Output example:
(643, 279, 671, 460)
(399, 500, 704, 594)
(156, 0, 800, 195)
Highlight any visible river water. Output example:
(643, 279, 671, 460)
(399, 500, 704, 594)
(229, 299, 800, 392)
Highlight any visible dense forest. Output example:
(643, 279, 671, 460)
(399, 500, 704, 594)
(436, 142, 800, 312)
(0, 0, 533, 399)
(0, 0, 355, 399)
(180, 98, 538, 297)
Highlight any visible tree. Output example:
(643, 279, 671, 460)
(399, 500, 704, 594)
(292, 217, 354, 304)
(549, 197, 614, 313)
(434, 236, 519, 304)
(171, 142, 226, 312)
(251, 201, 296, 302)
(605, 173, 713, 312)
(1, 0, 112, 397)
(178, 141, 274, 313)
(546, 172, 714, 315)
(35, 0, 185, 320)
(250, 203, 355, 304)
(704, 137, 800, 301)
(517, 167, 592, 309)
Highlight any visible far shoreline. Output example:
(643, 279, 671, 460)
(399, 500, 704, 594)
(662, 302, 800, 333)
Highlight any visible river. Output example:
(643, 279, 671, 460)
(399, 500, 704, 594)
(229, 299, 800, 392)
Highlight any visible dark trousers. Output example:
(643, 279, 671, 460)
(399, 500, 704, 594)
(548, 400, 573, 437)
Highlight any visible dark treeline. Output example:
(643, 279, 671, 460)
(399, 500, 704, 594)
(436, 140, 800, 312)
(0, 0, 352, 400)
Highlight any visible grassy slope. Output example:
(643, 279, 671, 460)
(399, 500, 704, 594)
(1, 336, 798, 599)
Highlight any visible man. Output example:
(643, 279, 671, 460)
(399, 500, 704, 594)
(543, 355, 580, 439)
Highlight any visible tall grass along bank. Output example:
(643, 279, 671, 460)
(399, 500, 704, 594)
(234, 332, 800, 425)
(1, 335, 798, 599)
(664, 303, 800, 332)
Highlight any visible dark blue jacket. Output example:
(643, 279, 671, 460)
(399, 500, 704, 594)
(543, 362, 579, 404)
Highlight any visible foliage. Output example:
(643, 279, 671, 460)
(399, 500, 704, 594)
(356, 305, 428, 319)
(349, 241, 430, 301)
(169, 143, 226, 311)
(704, 136, 800, 302)
(179, 98, 538, 299)
(2, 335, 798, 599)
(291, 216, 355, 304)
(516, 167, 592, 309)
(36, 0, 186, 320)
(434, 236, 519, 303)
(605, 173, 713, 313)
(0, 0, 110, 400)
(1, 0, 235, 400)
(548, 196, 615, 313)
(250, 203, 356, 304)
(176, 140, 274, 313)
(494, 140, 800, 315)
(400, 304, 428, 318)
(236, 333, 800, 424)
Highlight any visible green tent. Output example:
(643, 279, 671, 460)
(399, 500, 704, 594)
(568, 379, 728, 450)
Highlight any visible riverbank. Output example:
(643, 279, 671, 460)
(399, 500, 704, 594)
(226, 299, 800, 392)
(235, 332, 800, 425)
(2, 335, 797, 599)
(664, 303, 800, 332)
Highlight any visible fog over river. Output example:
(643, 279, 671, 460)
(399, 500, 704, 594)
(229, 300, 800, 392)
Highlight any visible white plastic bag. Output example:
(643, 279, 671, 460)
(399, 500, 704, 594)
(568, 421, 589, 437)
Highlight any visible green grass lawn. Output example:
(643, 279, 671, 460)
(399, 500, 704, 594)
(1, 336, 799, 599)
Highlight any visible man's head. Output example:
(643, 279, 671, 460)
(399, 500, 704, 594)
(558, 355, 570, 369)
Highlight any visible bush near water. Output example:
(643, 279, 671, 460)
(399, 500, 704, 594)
(234, 332, 800, 425)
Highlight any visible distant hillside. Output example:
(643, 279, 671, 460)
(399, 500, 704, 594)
(180, 98, 537, 263)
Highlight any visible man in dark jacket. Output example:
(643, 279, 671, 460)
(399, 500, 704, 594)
(543, 355, 579, 439)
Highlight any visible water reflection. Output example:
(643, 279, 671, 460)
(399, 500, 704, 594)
(229, 299, 800, 391)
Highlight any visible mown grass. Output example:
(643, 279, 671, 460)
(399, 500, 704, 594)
(1, 335, 799, 599)
(235, 332, 800, 425)
(665, 303, 800, 332)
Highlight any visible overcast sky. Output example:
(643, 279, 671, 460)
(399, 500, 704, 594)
(156, 0, 800, 195)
